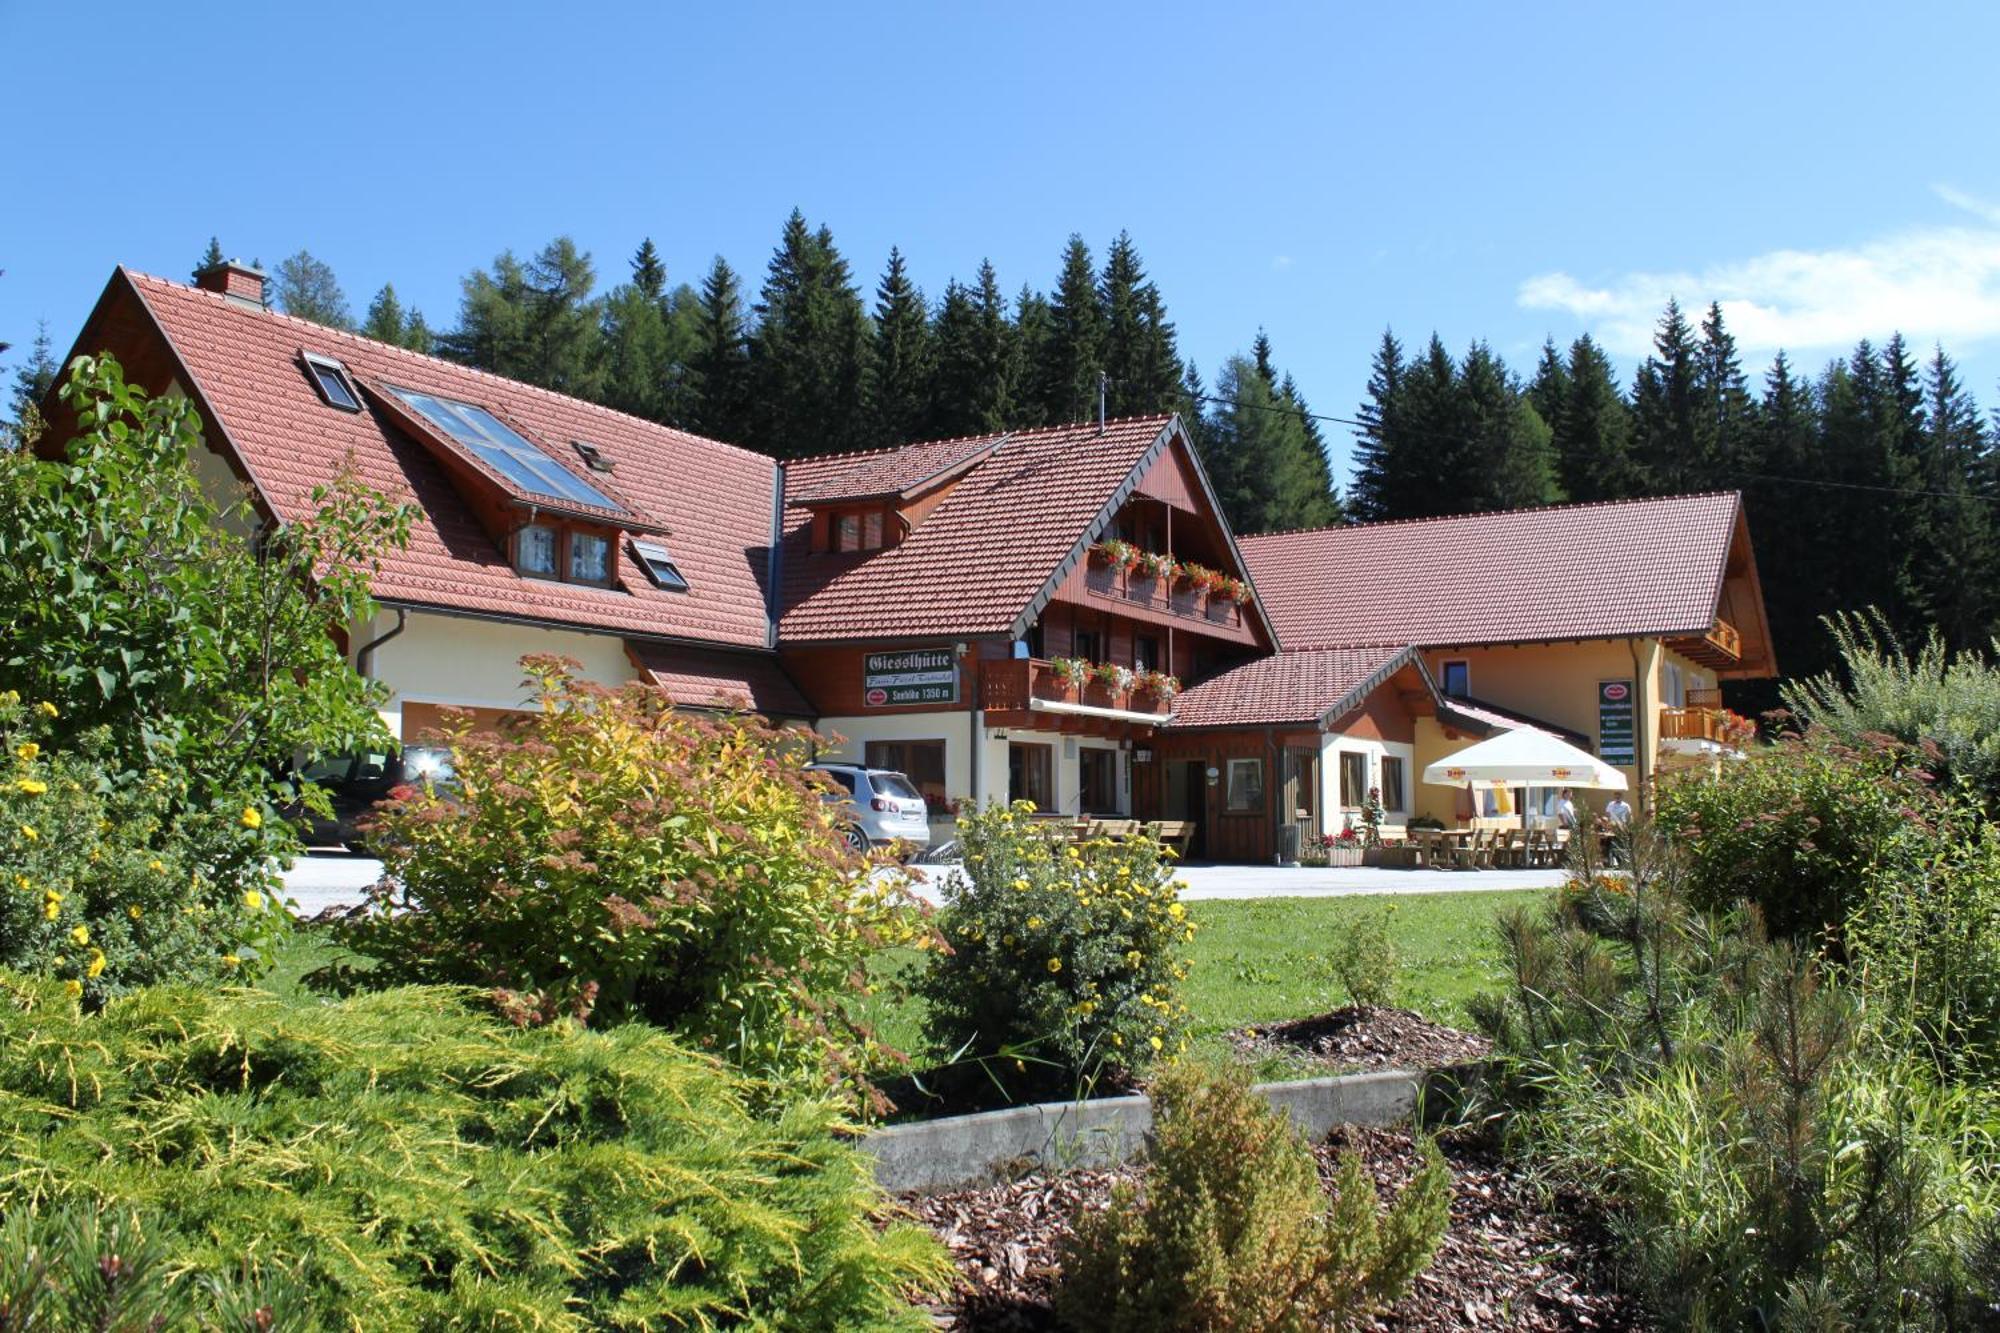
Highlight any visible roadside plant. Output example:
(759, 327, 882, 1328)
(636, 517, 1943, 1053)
(919, 802, 1195, 1097)
(0, 973, 951, 1329)
(1056, 1059, 1450, 1332)
(0, 694, 287, 997)
(1325, 906, 1397, 1009)
(343, 655, 933, 1101)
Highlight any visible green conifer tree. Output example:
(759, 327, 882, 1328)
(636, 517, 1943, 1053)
(363, 284, 409, 346)
(272, 250, 354, 330)
(193, 237, 224, 281)
(1349, 330, 1406, 522)
(1906, 346, 1993, 647)
(1695, 302, 1756, 487)
(1557, 336, 1641, 502)
(864, 247, 932, 446)
(1099, 232, 1182, 416)
(1459, 342, 1561, 511)
(1630, 299, 1700, 492)
(6, 319, 58, 444)
(685, 256, 753, 443)
(1010, 286, 1052, 429)
(1036, 235, 1103, 425)
(749, 211, 870, 457)
(1199, 354, 1340, 534)
(630, 238, 668, 303)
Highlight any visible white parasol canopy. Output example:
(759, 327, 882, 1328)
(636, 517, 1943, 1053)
(1422, 727, 1628, 791)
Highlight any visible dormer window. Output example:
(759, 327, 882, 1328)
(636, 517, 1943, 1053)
(516, 524, 558, 577)
(834, 508, 886, 553)
(302, 352, 362, 412)
(569, 532, 610, 584)
(633, 539, 688, 592)
(387, 386, 626, 513)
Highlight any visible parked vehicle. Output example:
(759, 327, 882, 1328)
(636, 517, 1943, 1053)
(289, 746, 456, 850)
(806, 762, 931, 856)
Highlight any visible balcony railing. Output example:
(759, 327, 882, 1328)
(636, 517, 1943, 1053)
(982, 657, 1175, 720)
(1083, 560, 1247, 629)
(1668, 617, 1743, 668)
(1660, 703, 1755, 747)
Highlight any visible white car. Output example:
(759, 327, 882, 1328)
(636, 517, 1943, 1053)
(807, 763, 931, 856)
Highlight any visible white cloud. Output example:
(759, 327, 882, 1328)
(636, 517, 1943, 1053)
(1518, 191, 2000, 360)
(1272, 254, 1294, 271)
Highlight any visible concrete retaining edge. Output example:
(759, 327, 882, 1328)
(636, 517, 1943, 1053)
(866, 1064, 1485, 1194)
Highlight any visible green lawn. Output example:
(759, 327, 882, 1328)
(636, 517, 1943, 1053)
(268, 888, 1549, 1085)
(860, 888, 1549, 1079)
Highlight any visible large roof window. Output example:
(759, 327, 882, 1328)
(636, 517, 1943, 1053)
(388, 387, 625, 512)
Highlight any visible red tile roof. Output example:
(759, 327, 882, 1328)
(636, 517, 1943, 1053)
(778, 416, 1177, 642)
(626, 642, 812, 718)
(784, 433, 1002, 504)
(120, 269, 777, 649)
(1167, 646, 1417, 729)
(1239, 493, 1744, 649)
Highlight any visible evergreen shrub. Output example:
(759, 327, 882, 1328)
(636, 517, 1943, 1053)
(0, 973, 949, 1330)
(0, 695, 287, 1000)
(917, 802, 1195, 1095)
(1055, 1060, 1450, 1332)
(343, 656, 931, 1100)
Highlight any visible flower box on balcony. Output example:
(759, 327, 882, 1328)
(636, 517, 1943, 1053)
(1169, 585, 1205, 616)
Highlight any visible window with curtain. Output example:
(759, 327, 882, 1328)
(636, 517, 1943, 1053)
(1381, 756, 1407, 813)
(1339, 751, 1368, 808)
(1226, 757, 1264, 813)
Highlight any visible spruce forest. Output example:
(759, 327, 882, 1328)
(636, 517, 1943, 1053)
(27, 211, 1990, 700)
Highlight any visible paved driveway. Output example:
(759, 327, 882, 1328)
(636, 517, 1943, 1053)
(280, 854, 1563, 917)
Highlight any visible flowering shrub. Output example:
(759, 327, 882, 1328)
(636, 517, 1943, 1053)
(918, 802, 1195, 1094)
(1092, 539, 1139, 570)
(343, 656, 933, 1100)
(0, 695, 286, 1001)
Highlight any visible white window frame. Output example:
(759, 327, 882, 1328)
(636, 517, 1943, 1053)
(301, 351, 363, 412)
(515, 523, 558, 578)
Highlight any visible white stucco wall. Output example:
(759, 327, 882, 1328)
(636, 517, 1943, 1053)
(1322, 734, 1415, 837)
(361, 609, 639, 740)
(811, 715, 1130, 820)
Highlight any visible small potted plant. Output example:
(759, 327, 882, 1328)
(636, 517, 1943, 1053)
(1047, 656, 1091, 698)
(1090, 538, 1139, 571)
(1133, 549, 1176, 584)
(1085, 660, 1133, 707)
(1134, 668, 1181, 704)
(1173, 562, 1216, 615)
(1326, 824, 1364, 867)
(1206, 575, 1243, 621)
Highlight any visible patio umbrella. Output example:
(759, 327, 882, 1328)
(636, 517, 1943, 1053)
(1422, 727, 1628, 791)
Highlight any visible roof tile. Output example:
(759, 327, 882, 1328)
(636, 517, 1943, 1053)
(1167, 646, 1412, 728)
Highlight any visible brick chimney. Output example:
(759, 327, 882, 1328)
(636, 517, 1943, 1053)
(193, 259, 267, 310)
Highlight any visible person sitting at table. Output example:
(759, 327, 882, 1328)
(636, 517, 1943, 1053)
(1555, 788, 1578, 831)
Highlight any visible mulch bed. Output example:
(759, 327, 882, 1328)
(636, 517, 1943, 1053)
(903, 1124, 1643, 1330)
(1227, 1005, 1494, 1073)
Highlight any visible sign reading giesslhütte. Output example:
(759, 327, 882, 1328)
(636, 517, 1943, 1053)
(862, 648, 958, 707)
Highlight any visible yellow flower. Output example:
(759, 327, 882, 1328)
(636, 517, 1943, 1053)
(62, 978, 82, 999)
(1010, 877, 1029, 891)
(127, 905, 142, 920)
(52, 955, 65, 966)
(242, 890, 263, 911)
(1066, 847, 1082, 862)
(1046, 957, 1062, 974)
(148, 859, 165, 874)
(240, 807, 263, 830)
(42, 898, 59, 921)
(1168, 902, 1187, 920)
(86, 949, 105, 979)
(1026, 916, 1043, 930)
(13, 875, 27, 892)
(68, 925, 89, 946)
(1111, 1033, 1123, 1047)
(36, 701, 57, 719)
(15, 779, 46, 796)
(19, 825, 36, 842)
(222, 954, 241, 968)
(1125, 950, 1143, 967)
(15, 742, 38, 762)
(1149, 1035, 1163, 1051)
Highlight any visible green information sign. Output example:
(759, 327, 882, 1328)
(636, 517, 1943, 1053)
(862, 648, 959, 707)
(1598, 679, 1636, 766)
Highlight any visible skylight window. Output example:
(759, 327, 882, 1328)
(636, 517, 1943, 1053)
(632, 539, 688, 592)
(572, 440, 614, 473)
(387, 386, 626, 512)
(302, 352, 362, 412)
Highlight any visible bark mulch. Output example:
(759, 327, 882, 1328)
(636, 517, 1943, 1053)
(903, 1125, 1643, 1331)
(1227, 1005, 1493, 1074)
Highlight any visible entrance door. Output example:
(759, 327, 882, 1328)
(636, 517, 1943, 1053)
(1178, 759, 1208, 859)
(1008, 742, 1054, 813)
(1283, 748, 1320, 851)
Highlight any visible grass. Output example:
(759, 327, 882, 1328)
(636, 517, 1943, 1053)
(265, 888, 1550, 1089)
(860, 888, 1550, 1082)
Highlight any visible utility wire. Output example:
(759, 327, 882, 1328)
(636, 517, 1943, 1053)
(1191, 391, 2000, 507)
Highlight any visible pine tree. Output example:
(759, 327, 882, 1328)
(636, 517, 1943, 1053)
(1905, 346, 1993, 647)
(1349, 331, 1406, 522)
(193, 237, 224, 280)
(1178, 359, 1209, 458)
(1527, 339, 1569, 438)
(748, 211, 871, 457)
(630, 238, 668, 303)
(1630, 299, 1700, 492)
(1280, 371, 1344, 523)
(363, 284, 409, 346)
(864, 247, 932, 446)
(926, 268, 1014, 439)
(438, 250, 531, 373)
(1459, 342, 1561, 511)
(1098, 232, 1181, 416)
(272, 250, 354, 329)
(1695, 302, 1756, 487)
(1742, 352, 1822, 695)
(1199, 354, 1340, 534)
(403, 309, 435, 356)
(1251, 330, 1276, 385)
(685, 256, 752, 443)
(1557, 336, 1641, 502)
(519, 237, 605, 400)
(1035, 236, 1103, 425)
(6, 319, 58, 445)
(601, 277, 675, 421)
(1010, 287, 1052, 429)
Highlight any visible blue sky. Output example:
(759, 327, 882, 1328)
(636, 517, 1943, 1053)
(6, 1, 2000, 484)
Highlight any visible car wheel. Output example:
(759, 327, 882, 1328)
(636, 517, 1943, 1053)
(843, 826, 870, 856)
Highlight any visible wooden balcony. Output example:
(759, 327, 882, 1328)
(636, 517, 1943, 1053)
(1667, 618, 1742, 669)
(1080, 561, 1250, 632)
(981, 657, 1175, 735)
(1660, 702, 1754, 749)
